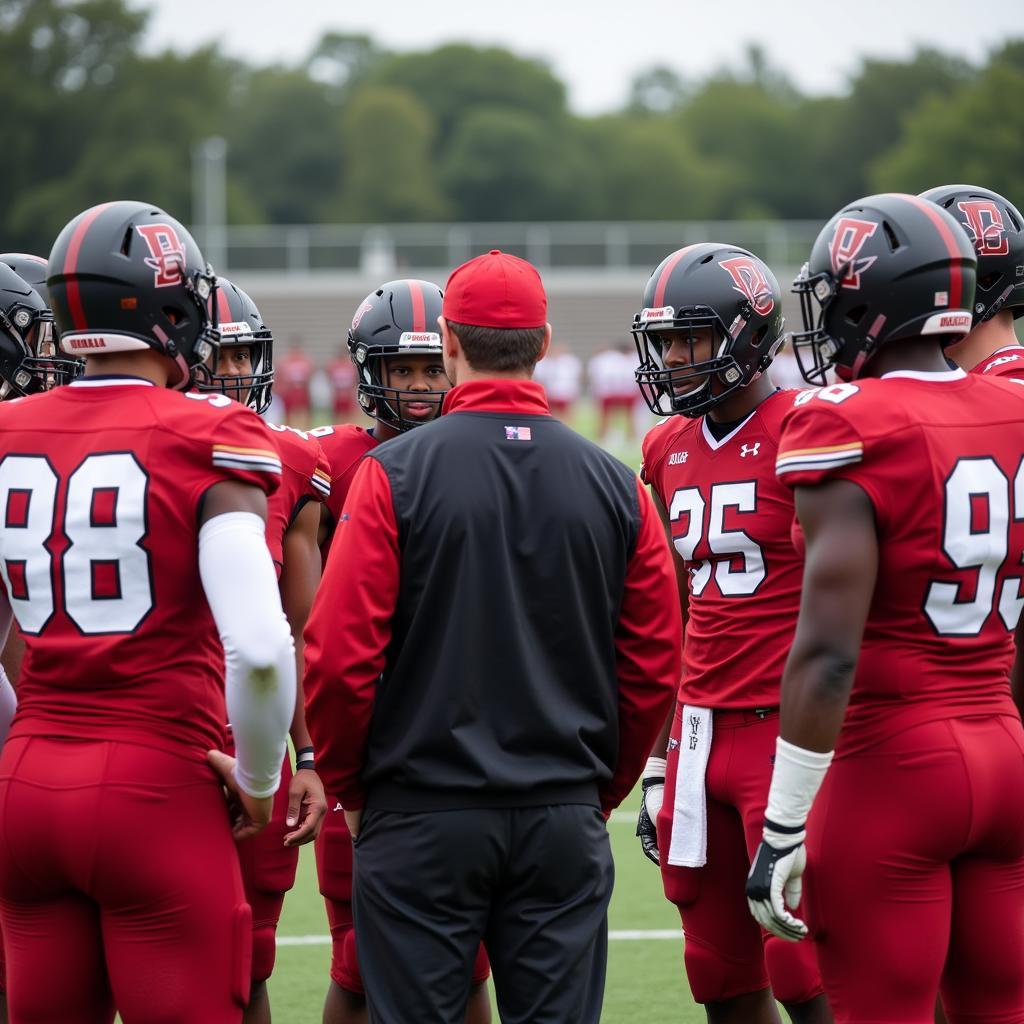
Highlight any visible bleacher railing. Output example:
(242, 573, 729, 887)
(209, 221, 822, 277)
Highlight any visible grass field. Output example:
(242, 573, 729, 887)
(266, 802, 707, 1023)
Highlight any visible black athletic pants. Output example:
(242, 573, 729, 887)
(352, 802, 614, 1023)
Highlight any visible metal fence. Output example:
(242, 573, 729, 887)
(206, 221, 823, 277)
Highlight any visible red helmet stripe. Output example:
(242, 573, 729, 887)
(653, 244, 703, 309)
(896, 194, 965, 312)
(408, 279, 426, 333)
(63, 203, 116, 331)
(216, 284, 231, 324)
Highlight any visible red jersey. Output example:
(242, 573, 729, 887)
(641, 389, 802, 709)
(775, 370, 1024, 755)
(264, 423, 331, 572)
(310, 424, 379, 533)
(971, 344, 1024, 380)
(0, 380, 281, 760)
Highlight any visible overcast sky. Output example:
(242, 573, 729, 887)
(138, 0, 1022, 114)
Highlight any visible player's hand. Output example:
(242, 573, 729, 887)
(636, 756, 666, 865)
(207, 749, 274, 842)
(344, 808, 362, 838)
(746, 824, 809, 942)
(283, 767, 328, 847)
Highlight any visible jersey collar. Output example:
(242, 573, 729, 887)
(880, 368, 967, 382)
(442, 378, 550, 416)
(70, 375, 156, 387)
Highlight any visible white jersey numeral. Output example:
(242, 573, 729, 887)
(669, 481, 766, 597)
(0, 453, 153, 636)
(925, 456, 1024, 636)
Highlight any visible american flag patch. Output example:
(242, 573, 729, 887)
(505, 425, 532, 441)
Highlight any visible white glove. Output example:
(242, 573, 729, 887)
(636, 756, 666, 865)
(746, 823, 808, 942)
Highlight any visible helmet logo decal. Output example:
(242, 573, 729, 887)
(956, 200, 1009, 257)
(136, 223, 186, 288)
(829, 217, 878, 290)
(351, 299, 373, 331)
(719, 256, 775, 315)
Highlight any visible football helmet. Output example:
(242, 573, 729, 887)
(0, 263, 81, 398)
(199, 277, 274, 413)
(47, 201, 219, 389)
(919, 184, 1024, 325)
(632, 243, 785, 416)
(792, 193, 977, 384)
(0, 253, 50, 304)
(348, 279, 448, 431)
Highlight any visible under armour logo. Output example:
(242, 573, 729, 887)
(668, 451, 689, 465)
(740, 443, 761, 458)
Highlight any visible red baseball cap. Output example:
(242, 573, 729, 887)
(442, 250, 547, 329)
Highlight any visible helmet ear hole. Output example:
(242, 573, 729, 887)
(978, 272, 1002, 292)
(750, 325, 768, 349)
(162, 306, 186, 326)
(845, 304, 867, 326)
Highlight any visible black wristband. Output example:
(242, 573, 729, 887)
(296, 745, 315, 770)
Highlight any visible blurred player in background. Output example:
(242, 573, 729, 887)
(747, 193, 1024, 1023)
(200, 277, 329, 1024)
(325, 349, 358, 424)
(277, 336, 315, 429)
(920, 185, 1024, 378)
(589, 341, 640, 445)
(311, 279, 491, 1024)
(0, 200, 294, 1022)
(532, 342, 581, 422)
(634, 243, 831, 1024)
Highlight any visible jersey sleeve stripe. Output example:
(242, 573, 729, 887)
(311, 471, 332, 497)
(212, 455, 282, 474)
(213, 444, 281, 459)
(776, 450, 863, 475)
(775, 441, 863, 459)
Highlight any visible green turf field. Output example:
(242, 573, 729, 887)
(267, 804, 706, 1023)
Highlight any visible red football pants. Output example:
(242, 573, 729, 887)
(657, 705, 824, 1005)
(805, 714, 1024, 1024)
(227, 739, 300, 983)
(0, 735, 250, 1023)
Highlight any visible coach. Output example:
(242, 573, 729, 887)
(304, 250, 682, 1024)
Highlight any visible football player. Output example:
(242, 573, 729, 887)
(919, 185, 1024, 378)
(0, 256, 81, 1024)
(312, 279, 491, 1024)
(633, 244, 831, 1024)
(0, 200, 295, 1022)
(746, 193, 1024, 1023)
(199, 277, 330, 1024)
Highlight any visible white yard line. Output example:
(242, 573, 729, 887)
(278, 929, 680, 946)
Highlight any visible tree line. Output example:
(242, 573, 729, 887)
(3, 0, 1023, 255)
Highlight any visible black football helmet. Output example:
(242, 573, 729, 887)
(792, 193, 977, 384)
(47, 201, 219, 390)
(348, 279, 449, 431)
(198, 277, 274, 413)
(0, 263, 81, 398)
(0, 253, 50, 305)
(919, 184, 1024, 325)
(632, 243, 785, 416)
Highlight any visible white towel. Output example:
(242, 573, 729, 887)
(667, 705, 713, 868)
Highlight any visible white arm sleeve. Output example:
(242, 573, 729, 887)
(0, 589, 15, 745)
(199, 511, 296, 799)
